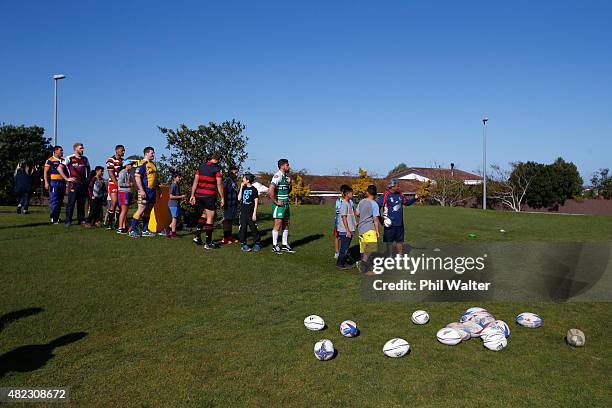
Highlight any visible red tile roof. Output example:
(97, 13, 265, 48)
(392, 167, 480, 181)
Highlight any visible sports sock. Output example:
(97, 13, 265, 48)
(272, 229, 279, 246)
(195, 217, 205, 239)
(282, 229, 289, 246)
(130, 214, 140, 230)
(107, 211, 115, 225)
(205, 224, 214, 244)
(142, 216, 150, 232)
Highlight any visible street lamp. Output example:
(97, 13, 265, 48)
(482, 115, 488, 210)
(53, 74, 66, 146)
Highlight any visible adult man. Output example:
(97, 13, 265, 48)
(221, 166, 240, 244)
(376, 178, 417, 254)
(269, 158, 295, 254)
(43, 146, 73, 224)
(189, 153, 224, 249)
(105, 144, 125, 230)
(129, 147, 159, 238)
(60, 143, 90, 226)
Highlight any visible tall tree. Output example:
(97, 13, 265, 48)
(488, 162, 535, 212)
(525, 158, 582, 209)
(429, 172, 469, 207)
(588, 168, 611, 199)
(387, 163, 409, 177)
(0, 124, 51, 204)
(288, 174, 311, 205)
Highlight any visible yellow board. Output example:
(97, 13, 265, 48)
(148, 185, 171, 233)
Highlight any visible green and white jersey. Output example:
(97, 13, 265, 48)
(271, 170, 291, 203)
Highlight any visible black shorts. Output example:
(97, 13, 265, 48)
(383, 225, 405, 243)
(196, 196, 217, 212)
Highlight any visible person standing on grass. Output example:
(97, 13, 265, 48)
(14, 162, 33, 215)
(189, 153, 224, 249)
(333, 185, 355, 259)
(167, 173, 186, 238)
(129, 147, 159, 238)
(116, 160, 135, 234)
(44, 145, 73, 224)
(238, 173, 261, 252)
(221, 166, 240, 244)
(269, 158, 295, 254)
(355, 184, 380, 275)
(336, 185, 357, 270)
(85, 166, 106, 227)
(105, 145, 125, 230)
(376, 178, 417, 255)
(60, 142, 91, 227)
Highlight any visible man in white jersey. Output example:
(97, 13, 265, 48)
(268, 158, 295, 254)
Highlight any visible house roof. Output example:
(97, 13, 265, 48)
(392, 167, 480, 181)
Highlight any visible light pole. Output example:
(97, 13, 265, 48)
(53, 74, 66, 146)
(482, 115, 488, 210)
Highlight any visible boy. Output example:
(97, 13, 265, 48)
(333, 185, 355, 259)
(336, 185, 357, 270)
(355, 184, 380, 275)
(116, 160, 135, 234)
(167, 173, 186, 238)
(85, 166, 106, 227)
(238, 173, 261, 251)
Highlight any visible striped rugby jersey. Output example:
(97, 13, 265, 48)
(45, 156, 65, 181)
(194, 161, 222, 197)
(271, 170, 291, 202)
(106, 155, 124, 183)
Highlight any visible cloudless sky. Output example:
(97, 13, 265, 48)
(1, 0, 610, 180)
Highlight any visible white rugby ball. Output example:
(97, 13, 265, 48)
(383, 338, 410, 358)
(465, 307, 487, 314)
(472, 311, 496, 329)
(304, 315, 325, 331)
(411, 310, 429, 325)
(459, 311, 475, 323)
(339, 320, 358, 337)
(566, 329, 586, 347)
(460, 321, 483, 338)
(436, 328, 462, 345)
(314, 339, 335, 360)
(516, 312, 543, 328)
(482, 329, 508, 351)
(383, 217, 392, 227)
(493, 320, 510, 337)
(446, 322, 471, 341)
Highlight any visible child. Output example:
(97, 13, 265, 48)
(355, 184, 380, 275)
(336, 185, 357, 270)
(116, 160, 134, 234)
(167, 173, 186, 238)
(238, 173, 261, 251)
(334, 185, 355, 259)
(85, 166, 106, 227)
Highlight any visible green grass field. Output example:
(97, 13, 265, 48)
(1, 205, 611, 407)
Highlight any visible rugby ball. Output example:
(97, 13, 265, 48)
(465, 307, 487, 314)
(459, 311, 475, 323)
(383, 216, 392, 228)
(493, 320, 510, 337)
(566, 329, 585, 347)
(446, 322, 471, 341)
(516, 312, 543, 328)
(383, 338, 410, 358)
(482, 329, 508, 351)
(436, 328, 462, 345)
(314, 339, 335, 360)
(411, 310, 429, 325)
(461, 321, 484, 338)
(340, 320, 358, 337)
(472, 311, 496, 329)
(304, 315, 325, 331)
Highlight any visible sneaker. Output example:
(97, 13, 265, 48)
(193, 236, 203, 245)
(106, 223, 113, 230)
(241, 244, 251, 252)
(334, 252, 339, 259)
(64, 223, 71, 228)
(22, 209, 27, 215)
(204, 243, 216, 250)
(253, 244, 261, 252)
(128, 230, 140, 239)
(141, 230, 156, 237)
(84, 223, 93, 229)
(220, 237, 229, 245)
(168, 231, 176, 238)
(116, 228, 128, 234)
(272, 245, 283, 254)
(336, 263, 350, 270)
(16, 206, 21, 214)
(95, 221, 101, 227)
(281, 245, 296, 253)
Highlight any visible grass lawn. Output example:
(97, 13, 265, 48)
(1, 204, 611, 407)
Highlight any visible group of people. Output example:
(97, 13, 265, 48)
(333, 179, 417, 273)
(40, 143, 297, 253)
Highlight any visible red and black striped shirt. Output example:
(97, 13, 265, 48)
(195, 161, 222, 197)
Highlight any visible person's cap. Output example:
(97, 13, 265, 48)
(124, 160, 134, 166)
(388, 178, 399, 188)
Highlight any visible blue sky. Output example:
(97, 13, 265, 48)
(2, 0, 610, 180)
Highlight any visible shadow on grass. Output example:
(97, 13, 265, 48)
(259, 233, 324, 249)
(0, 222, 50, 230)
(0, 332, 88, 378)
(0, 308, 44, 331)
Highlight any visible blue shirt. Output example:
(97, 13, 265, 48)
(376, 191, 416, 227)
